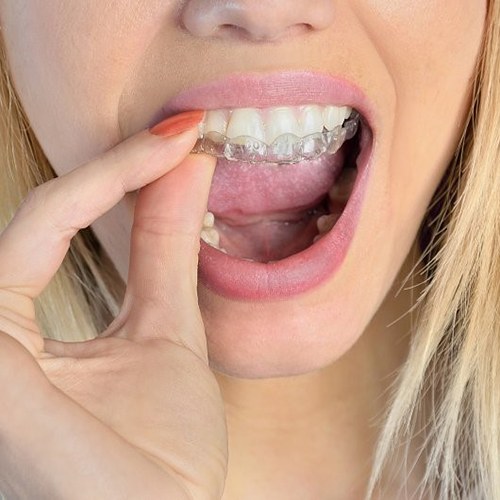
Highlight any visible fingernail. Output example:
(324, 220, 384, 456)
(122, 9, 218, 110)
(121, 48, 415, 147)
(149, 110, 205, 138)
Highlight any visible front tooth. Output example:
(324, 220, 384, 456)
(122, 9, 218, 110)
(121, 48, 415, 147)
(265, 107, 300, 144)
(226, 108, 265, 142)
(204, 110, 228, 136)
(299, 105, 324, 136)
(201, 227, 220, 248)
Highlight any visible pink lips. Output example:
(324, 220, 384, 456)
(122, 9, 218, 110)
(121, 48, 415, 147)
(160, 71, 375, 300)
(163, 71, 375, 120)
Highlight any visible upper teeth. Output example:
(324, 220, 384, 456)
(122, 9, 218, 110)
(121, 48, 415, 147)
(199, 105, 352, 145)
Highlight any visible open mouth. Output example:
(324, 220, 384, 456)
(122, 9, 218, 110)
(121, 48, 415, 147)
(194, 104, 367, 264)
(161, 71, 375, 299)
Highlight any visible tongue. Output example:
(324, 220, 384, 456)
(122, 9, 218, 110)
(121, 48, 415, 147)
(207, 149, 346, 216)
(207, 149, 346, 261)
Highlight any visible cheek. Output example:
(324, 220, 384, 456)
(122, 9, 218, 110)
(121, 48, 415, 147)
(359, 0, 486, 249)
(0, 1, 164, 172)
(356, 1, 486, 114)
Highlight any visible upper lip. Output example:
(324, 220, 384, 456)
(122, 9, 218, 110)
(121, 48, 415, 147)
(159, 70, 376, 132)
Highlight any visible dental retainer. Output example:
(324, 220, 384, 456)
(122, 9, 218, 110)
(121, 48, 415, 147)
(192, 111, 360, 165)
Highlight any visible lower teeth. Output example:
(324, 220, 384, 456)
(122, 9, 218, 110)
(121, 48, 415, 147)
(316, 213, 338, 234)
(192, 112, 359, 165)
(200, 227, 220, 248)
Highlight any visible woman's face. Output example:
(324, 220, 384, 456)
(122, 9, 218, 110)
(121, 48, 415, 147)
(0, 1, 485, 377)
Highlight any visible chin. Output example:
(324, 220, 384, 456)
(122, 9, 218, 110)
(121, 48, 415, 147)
(199, 281, 372, 379)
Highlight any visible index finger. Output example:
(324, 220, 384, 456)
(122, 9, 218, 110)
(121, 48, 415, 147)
(0, 111, 204, 298)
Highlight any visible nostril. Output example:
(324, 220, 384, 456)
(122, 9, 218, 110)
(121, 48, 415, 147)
(213, 23, 314, 43)
(180, 0, 335, 43)
(217, 24, 247, 40)
(283, 23, 316, 37)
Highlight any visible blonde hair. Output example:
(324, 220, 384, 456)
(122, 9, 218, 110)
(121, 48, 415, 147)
(0, 3, 498, 498)
(368, 1, 500, 498)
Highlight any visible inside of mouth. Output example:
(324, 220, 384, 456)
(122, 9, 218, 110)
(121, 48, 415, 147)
(202, 126, 361, 263)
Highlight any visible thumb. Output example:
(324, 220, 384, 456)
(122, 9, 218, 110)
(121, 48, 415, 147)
(121, 153, 216, 340)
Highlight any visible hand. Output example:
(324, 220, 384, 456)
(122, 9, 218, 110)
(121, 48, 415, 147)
(0, 122, 227, 500)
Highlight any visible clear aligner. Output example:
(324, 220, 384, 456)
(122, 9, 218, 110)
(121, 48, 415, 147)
(192, 112, 360, 165)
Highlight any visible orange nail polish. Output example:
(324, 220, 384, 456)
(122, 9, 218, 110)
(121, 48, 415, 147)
(149, 110, 205, 138)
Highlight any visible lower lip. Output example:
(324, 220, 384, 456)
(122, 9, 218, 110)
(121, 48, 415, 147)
(198, 131, 373, 301)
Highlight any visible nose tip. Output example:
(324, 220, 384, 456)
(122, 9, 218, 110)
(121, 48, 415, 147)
(180, 0, 335, 42)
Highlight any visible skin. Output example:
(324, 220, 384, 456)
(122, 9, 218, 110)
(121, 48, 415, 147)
(0, 1, 486, 498)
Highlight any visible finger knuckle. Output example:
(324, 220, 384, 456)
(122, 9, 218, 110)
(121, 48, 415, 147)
(135, 214, 198, 241)
(17, 181, 65, 226)
(17, 181, 79, 238)
(18, 182, 53, 216)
